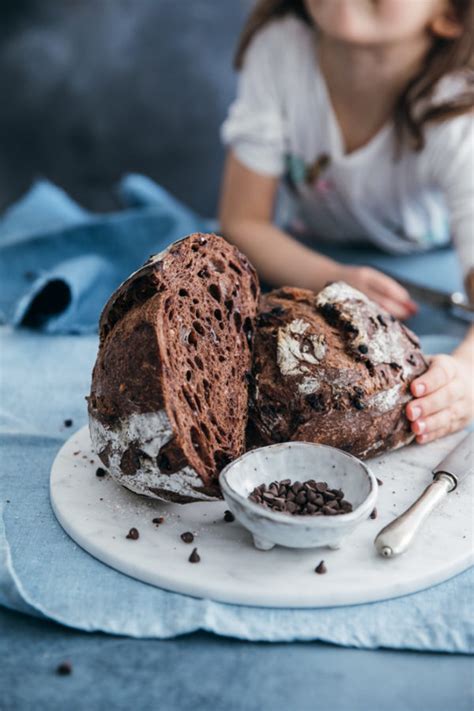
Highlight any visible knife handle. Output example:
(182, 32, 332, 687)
(374, 473, 454, 558)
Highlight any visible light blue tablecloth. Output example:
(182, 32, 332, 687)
(1, 327, 473, 651)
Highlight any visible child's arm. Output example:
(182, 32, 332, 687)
(219, 152, 416, 319)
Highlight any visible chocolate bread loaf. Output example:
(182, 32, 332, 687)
(88, 233, 259, 503)
(248, 282, 428, 459)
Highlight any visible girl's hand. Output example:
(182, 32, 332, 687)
(406, 352, 474, 444)
(340, 265, 417, 320)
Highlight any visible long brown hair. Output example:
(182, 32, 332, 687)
(235, 0, 474, 151)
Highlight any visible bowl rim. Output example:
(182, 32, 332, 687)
(219, 441, 377, 527)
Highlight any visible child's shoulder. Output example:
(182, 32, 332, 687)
(244, 13, 315, 65)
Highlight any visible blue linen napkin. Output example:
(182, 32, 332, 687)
(0, 175, 207, 333)
(1, 326, 473, 651)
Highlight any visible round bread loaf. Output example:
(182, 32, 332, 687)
(88, 233, 259, 503)
(248, 282, 428, 459)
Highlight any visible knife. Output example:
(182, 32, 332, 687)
(374, 432, 473, 557)
(384, 274, 474, 318)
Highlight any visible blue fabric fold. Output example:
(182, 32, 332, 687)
(0, 176, 207, 333)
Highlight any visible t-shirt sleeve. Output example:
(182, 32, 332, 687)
(221, 25, 287, 177)
(427, 113, 474, 278)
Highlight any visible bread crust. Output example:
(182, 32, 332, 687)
(248, 282, 428, 459)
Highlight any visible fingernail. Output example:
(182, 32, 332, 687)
(413, 383, 426, 397)
(415, 419, 426, 434)
(409, 406, 421, 421)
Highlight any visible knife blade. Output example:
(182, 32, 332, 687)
(374, 432, 474, 557)
(384, 274, 474, 315)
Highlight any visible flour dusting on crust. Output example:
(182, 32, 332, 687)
(89, 411, 220, 502)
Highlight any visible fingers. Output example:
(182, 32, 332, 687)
(411, 400, 464, 437)
(363, 269, 417, 319)
(407, 378, 463, 421)
(373, 295, 413, 320)
(410, 355, 457, 398)
(366, 269, 412, 303)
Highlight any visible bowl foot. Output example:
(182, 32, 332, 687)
(252, 534, 275, 551)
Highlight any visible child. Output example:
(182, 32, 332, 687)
(219, 0, 473, 445)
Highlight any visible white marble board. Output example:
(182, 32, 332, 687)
(50, 426, 473, 608)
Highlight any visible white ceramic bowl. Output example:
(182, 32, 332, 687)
(219, 442, 378, 550)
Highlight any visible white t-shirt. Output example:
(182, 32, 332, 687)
(221, 16, 474, 275)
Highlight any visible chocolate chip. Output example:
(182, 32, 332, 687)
(126, 528, 139, 540)
(181, 531, 194, 543)
(95, 467, 106, 478)
(152, 517, 164, 526)
(352, 397, 365, 410)
(376, 478, 384, 486)
(370, 508, 377, 519)
(315, 561, 327, 575)
(189, 548, 200, 563)
(358, 344, 369, 354)
(56, 661, 72, 676)
(377, 314, 387, 327)
(224, 510, 235, 522)
(64, 419, 73, 428)
(247, 479, 353, 517)
(306, 393, 325, 412)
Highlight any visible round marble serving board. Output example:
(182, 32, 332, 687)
(50, 426, 473, 608)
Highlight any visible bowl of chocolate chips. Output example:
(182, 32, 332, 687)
(219, 442, 378, 550)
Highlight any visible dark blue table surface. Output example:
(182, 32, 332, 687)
(1, 606, 473, 711)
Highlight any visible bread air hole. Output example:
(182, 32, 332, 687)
(182, 387, 196, 411)
(214, 308, 222, 321)
(188, 331, 198, 348)
(234, 312, 242, 331)
(185, 370, 192, 382)
(194, 355, 204, 370)
(193, 320, 205, 336)
(224, 299, 233, 315)
(178, 289, 189, 297)
(200, 422, 210, 440)
(208, 284, 221, 302)
(228, 261, 242, 276)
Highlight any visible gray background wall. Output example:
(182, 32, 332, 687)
(0, 0, 250, 215)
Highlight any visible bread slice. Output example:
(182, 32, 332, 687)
(88, 233, 259, 502)
(248, 282, 428, 459)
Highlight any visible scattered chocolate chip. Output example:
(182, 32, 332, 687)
(126, 528, 139, 540)
(189, 548, 200, 563)
(181, 531, 194, 543)
(63, 419, 73, 428)
(315, 561, 327, 575)
(152, 517, 164, 526)
(95, 467, 106, 478)
(352, 397, 365, 410)
(377, 314, 387, 327)
(56, 662, 72, 675)
(358, 344, 369, 354)
(370, 508, 377, 520)
(224, 510, 235, 522)
(376, 478, 384, 486)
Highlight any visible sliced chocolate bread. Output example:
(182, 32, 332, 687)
(248, 282, 428, 459)
(88, 233, 259, 502)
